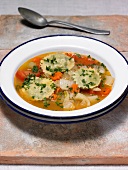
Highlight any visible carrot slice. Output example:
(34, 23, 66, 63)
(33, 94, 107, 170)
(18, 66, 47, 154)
(31, 57, 42, 67)
(56, 87, 61, 94)
(51, 93, 58, 100)
(71, 84, 80, 93)
(51, 72, 62, 81)
(100, 87, 111, 96)
(66, 52, 98, 66)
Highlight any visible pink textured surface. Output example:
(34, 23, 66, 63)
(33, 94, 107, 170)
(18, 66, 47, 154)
(0, 15, 128, 165)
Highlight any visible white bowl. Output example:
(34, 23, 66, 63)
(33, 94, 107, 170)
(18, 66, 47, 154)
(0, 35, 128, 123)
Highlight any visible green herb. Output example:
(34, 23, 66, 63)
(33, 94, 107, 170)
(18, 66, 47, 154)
(50, 83, 56, 90)
(22, 74, 35, 89)
(55, 101, 63, 108)
(101, 80, 104, 87)
(69, 57, 72, 60)
(32, 65, 38, 73)
(54, 67, 62, 72)
(34, 83, 46, 93)
(43, 97, 50, 107)
(89, 70, 94, 73)
(96, 97, 100, 101)
(40, 84, 46, 90)
(44, 102, 50, 107)
(44, 58, 50, 62)
(46, 66, 53, 72)
(75, 53, 81, 58)
(65, 68, 69, 72)
(76, 64, 84, 66)
(82, 79, 86, 84)
(50, 55, 57, 64)
(87, 55, 91, 58)
(80, 69, 87, 76)
(85, 84, 89, 89)
(82, 79, 95, 89)
(87, 64, 95, 68)
(88, 82, 95, 86)
(100, 77, 106, 87)
(101, 63, 106, 68)
(82, 79, 89, 88)
(57, 91, 63, 96)
(69, 87, 73, 91)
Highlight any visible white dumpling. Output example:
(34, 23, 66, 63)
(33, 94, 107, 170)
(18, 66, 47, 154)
(40, 53, 75, 75)
(72, 68, 101, 89)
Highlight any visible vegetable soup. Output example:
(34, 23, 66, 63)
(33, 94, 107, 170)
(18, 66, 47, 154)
(14, 52, 114, 111)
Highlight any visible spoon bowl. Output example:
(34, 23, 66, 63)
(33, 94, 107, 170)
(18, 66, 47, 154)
(18, 7, 110, 35)
(18, 7, 48, 27)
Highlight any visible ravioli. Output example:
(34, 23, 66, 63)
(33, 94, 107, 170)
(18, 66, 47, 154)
(40, 53, 75, 75)
(21, 77, 56, 100)
(72, 68, 101, 89)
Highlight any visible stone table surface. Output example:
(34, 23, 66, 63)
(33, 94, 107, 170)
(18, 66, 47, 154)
(0, 15, 128, 165)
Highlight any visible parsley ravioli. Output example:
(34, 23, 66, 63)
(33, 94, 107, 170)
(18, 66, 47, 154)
(21, 77, 56, 100)
(73, 68, 101, 89)
(40, 53, 75, 75)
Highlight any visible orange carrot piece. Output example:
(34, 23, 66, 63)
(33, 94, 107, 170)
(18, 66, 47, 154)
(51, 93, 58, 100)
(100, 87, 111, 96)
(56, 87, 61, 94)
(88, 89, 96, 95)
(66, 52, 98, 65)
(31, 57, 42, 67)
(51, 72, 62, 81)
(71, 84, 80, 93)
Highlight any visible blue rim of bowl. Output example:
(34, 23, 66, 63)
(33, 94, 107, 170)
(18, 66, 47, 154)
(0, 34, 128, 121)
(2, 88, 127, 124)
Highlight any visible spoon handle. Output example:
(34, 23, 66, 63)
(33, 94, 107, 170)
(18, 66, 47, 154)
(48, 20, 110, 35)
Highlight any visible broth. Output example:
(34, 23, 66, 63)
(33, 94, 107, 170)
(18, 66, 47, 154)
(14, 51, 114, 111)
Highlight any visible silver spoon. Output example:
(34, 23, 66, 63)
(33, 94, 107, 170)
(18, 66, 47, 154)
(18, 7, 110, 35)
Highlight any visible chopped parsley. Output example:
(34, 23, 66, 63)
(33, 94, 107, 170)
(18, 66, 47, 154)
(69, 57, 72, 60)
(35, 83, 46, 89)
(22, 74, 35, 89)
(82, 79, 86, 84)
(44, 55, 58, 64)
(69, 87, 73, 91)
(81, 79, 96, 89)
(77, 64, 84, 66)
(50, 55, 57, 64)
(46, 66, 54, 72)
(88, 82, 96, 86)
(50, 83, 56, 90)
(32, 96, 35, 99)
(87, 55, 91, 58)
(89, 70, 94, 73)
(96, 97, 100, 101)
(54, 67, 63, 72)
(32, 65, 38, 73)
(44, 58, 50, 62)
(101, 63, 106, 68)
(55, 101, 63, 108)
(65, 68, 69, 72)
(43, 97, 50, 107)
(75, 53, 81, 58)
(100, 77, 106, 87)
